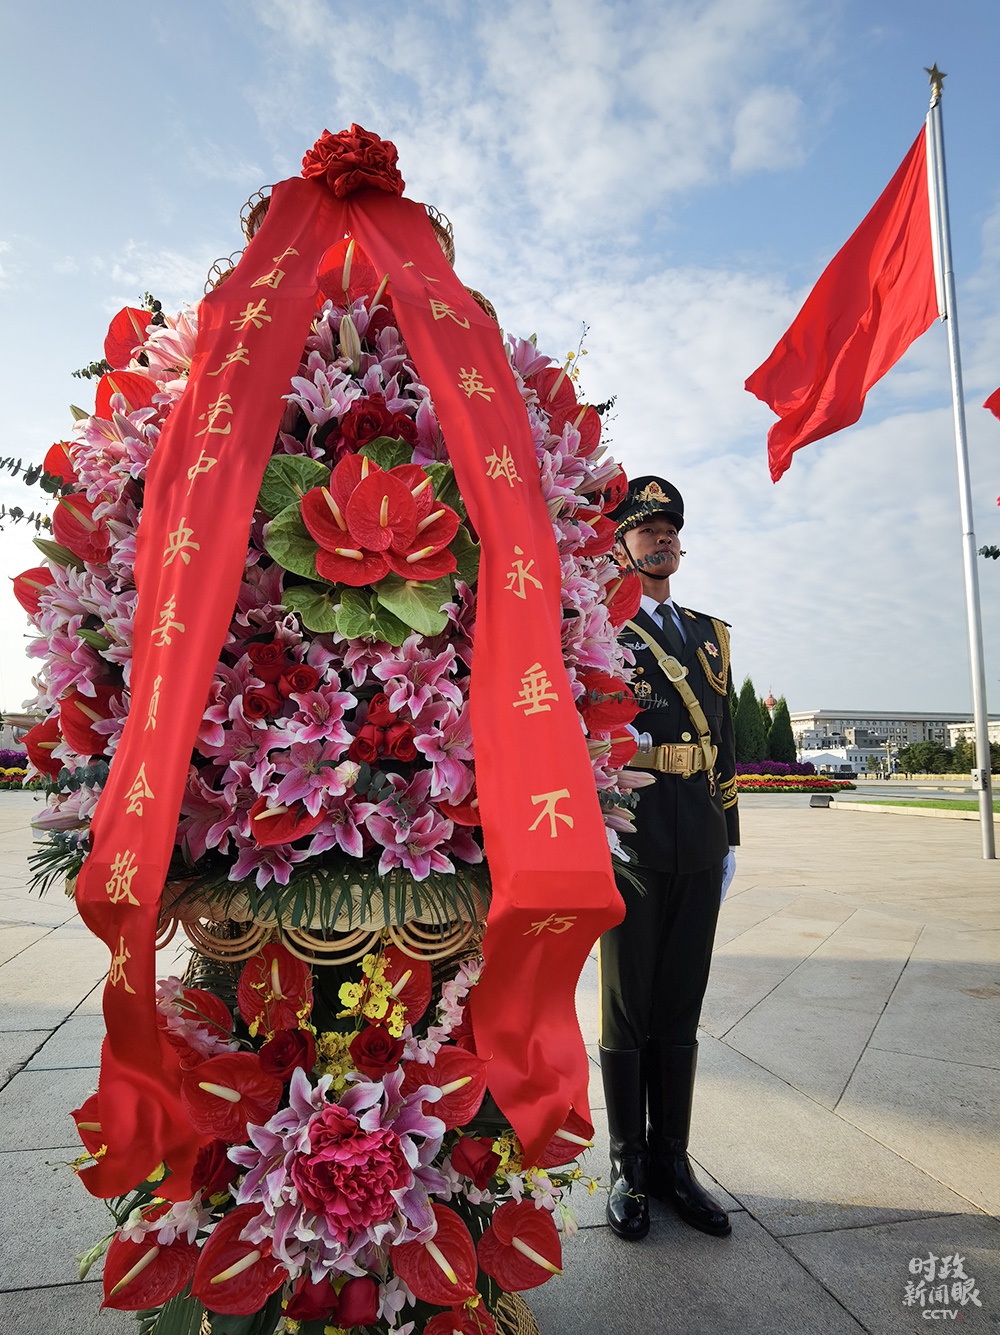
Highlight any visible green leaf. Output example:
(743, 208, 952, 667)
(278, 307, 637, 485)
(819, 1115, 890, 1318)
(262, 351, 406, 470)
(283, 582, 340, 633)
(359, 436, 413, 470)
(33, 537, 85, 571)
(450, 524, 480, 586)
(257, 455, 331, 517)
(150, 1291, 205, 1335)
(77, 627, 111, 651)
(336, 587, 409, 645)
(208, 1288, 283, 1335)
(376, 574, 451, 636)
(264, 504, 321, 580)
(425, 461, 465, 517)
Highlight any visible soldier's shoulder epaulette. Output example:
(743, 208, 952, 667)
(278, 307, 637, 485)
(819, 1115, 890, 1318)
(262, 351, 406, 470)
(680, 607, 731, 628)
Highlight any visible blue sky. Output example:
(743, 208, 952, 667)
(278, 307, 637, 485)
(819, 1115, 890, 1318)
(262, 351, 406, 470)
(2, 0, 999, 715)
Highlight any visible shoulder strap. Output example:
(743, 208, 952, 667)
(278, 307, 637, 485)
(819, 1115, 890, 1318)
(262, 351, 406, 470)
(625, 619, 716, 773)
(694, 617, 730, 696)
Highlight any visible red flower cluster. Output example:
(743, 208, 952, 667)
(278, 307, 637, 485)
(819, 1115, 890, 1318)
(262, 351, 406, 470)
(348, 692, 417, 764)
(301, 124, 405, 198)
(302, 454, 459, 586)
(337, 391, 416, 458)
(243, 642, 319, 720)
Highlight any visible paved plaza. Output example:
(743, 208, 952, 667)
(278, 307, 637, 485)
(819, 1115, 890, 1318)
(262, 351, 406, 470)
(0, 789, 997, 1333)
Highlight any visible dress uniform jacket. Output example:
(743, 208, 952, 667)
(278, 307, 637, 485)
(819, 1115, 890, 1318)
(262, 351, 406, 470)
(621, 605, 739, 873)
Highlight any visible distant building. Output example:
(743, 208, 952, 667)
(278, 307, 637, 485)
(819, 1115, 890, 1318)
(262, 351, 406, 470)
(790, 709, 1000, 774)
(947, 719, 1000, 747)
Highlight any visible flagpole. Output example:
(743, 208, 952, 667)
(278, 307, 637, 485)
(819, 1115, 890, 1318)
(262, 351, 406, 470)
(925, 64, 995, 858)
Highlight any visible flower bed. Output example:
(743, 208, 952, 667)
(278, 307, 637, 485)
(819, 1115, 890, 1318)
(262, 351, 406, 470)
(736, 760, 816, 776)
(736, 774, 855, 793)
(0, 767, 29, 790)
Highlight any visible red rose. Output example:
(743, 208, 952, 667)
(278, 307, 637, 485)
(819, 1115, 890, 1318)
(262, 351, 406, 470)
(349, 1024, 405, 1078)
(243, 684, 281, 719)
(247, 641, 288, 684)
(385, 720, 417, 762)
(284, 1273, 338, 1322)
(277, 664, 320, 698)
(451, 1135, 502, 1189)
(191, 1138, 238, 1198)
(338, 393, 399, 451)
(301, 124, 405, 199)
(348, 722, 383, 764)
(259, 1027, 316, 1081)
(334, 1276, 380, 1327)
(366, 692, 397, 727)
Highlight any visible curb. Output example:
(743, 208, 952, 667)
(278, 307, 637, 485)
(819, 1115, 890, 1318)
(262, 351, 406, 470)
(833, 801, 994, 822)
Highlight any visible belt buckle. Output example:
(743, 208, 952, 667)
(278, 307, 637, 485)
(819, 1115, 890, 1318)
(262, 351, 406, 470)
(668, 745, 692, 775)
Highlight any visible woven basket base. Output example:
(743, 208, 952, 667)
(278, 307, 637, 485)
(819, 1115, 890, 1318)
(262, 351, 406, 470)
(197, 1293, 537, 1334)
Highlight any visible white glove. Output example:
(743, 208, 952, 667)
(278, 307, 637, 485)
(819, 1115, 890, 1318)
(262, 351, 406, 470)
(721, 847, 737, 903)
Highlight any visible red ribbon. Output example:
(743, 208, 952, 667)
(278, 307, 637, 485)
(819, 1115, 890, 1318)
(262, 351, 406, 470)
(74, 175, 621, 1197)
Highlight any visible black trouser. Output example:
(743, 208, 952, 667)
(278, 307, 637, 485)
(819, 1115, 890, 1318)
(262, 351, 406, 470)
(599, 863, 723, 1051)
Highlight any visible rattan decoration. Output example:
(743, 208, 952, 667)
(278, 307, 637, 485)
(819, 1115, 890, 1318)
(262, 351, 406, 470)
(279, 926, 383, 966)
(495, 1292, 540, 1335)
(426, 204, 456, 264)
(181, 917, 272, 961)
(386, 917, 477, 961)
(241, 188, 272, 241)
(203, 252, 243, 294)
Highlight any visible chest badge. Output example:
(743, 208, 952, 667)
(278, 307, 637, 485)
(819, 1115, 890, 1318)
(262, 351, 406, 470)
(703, 640, 719, 658)
(634, 679, 653, 698)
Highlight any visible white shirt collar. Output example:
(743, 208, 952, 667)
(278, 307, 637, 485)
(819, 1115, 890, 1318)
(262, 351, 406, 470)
(640, 593, 680, 619)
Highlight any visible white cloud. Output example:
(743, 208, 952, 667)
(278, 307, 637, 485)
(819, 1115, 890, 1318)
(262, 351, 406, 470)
(730, 86, 806, 174)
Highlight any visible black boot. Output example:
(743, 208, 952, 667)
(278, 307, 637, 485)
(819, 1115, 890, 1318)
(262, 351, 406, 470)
(599, 1045, 649, 1240)
(647, 1041, 731, 1237)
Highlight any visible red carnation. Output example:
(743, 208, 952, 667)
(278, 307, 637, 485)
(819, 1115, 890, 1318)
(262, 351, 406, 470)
(301, 124, 405, 198)
(246, 640, 289, 684)
(451, 1135, 502, 1189)
(259, 1027, 316, 1081)
(349, 1024, 405, 1078)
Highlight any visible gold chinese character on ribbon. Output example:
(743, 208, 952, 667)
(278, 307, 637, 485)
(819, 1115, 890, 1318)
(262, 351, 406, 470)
(207, 345, 250, 377)
(272, 247, 300, 264)
(145, 675, 162, 731)
(195, 392, 234, 438)
(105, 850, 140, 906)
(186, 449, 219, 493)
(529, 789, 574, 836)
(513, 662, 560, 715)
(485, 444, 522, 486)
(251, 267, 286, 289)
(152, 596, 185, 648)
(231, 299, 271, 331)
(163, 517, 200, 567)
(505, 546, 543, 599)
(109, 934, 136, 994)
(458, 367, 496, 401)
(524, 913, 578, 937)
(429, 298, 470, 328)
(124, 763, 154, 817)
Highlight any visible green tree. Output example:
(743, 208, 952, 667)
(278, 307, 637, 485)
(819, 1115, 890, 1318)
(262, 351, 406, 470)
(866, 755, 881, 776)
(766, 697, 797, 764)
(951, 735, 974, 774)
(900, 741, 952, 774)
(734, 675, 767, 763)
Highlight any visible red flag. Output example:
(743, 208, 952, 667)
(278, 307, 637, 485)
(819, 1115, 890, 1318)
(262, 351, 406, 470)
(746, 128, 939, 481)
(984, 387, 1000, 420)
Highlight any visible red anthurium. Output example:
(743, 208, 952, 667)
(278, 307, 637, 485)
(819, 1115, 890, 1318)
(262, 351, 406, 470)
(577, 671, 639, 732)
(104, 307, 150, 370)
(248, 795, 324, 847)
(72, 1092, 105, 1158)
(603, 570, 642, 628)
(237, 941, 314, 1034)
(315, 542, 391, 586)
(391, 1203, 478, 1306)
(528, 364, 577, 422)
(547, 401, 601, 459)
(385, 543, 457, 582)
(401, 1044, 487, 1130)
(42, 440, 78, 484)
(425, 1307, 498, 1335)
(477, 1200, 563, 1292)
(52, 493, 112, 565)
(95, 369, 158, 419)
(160, 987, 234, 1061)
(58, 684, 118, 757)
(380, 944, 432, 1024)
(534, 1108, 595, 1169)
(317, 236, 381, 303)
(190, 1204, 286, 1316)
(578, 514, 617, 557)
(438, 793, 481, 827)
(604, 728, 639, 770)
(24, 716, 62, 778)
(345, 468, 417, 552)
(12, 566, 55, 617)
(180, 1053, 283, 1142)
(102, 1227, 198, 1311)
(601, 465, 628, 511)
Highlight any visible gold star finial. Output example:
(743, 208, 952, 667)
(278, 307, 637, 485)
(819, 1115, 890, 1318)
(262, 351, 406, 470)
(925, 63, 946, 100)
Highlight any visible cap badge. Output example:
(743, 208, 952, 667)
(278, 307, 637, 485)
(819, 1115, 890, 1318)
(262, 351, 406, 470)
(639, 481, 671, 504)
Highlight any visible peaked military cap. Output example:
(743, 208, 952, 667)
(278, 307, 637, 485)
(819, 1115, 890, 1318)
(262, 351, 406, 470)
(609, 475, 684, 535)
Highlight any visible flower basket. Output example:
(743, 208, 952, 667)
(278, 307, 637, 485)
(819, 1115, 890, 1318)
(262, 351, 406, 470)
(21, 127, 635, 1335)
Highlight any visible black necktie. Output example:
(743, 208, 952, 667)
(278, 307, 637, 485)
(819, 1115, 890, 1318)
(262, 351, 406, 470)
(656, 603, 685, 658)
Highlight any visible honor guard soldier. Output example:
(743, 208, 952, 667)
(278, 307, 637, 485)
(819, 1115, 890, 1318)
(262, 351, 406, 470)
(600, 476, 739, 1240)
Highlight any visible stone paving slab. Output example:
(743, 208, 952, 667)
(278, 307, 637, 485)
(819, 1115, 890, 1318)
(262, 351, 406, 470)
(0, 1030, 46, 1088)
(0, 1284, 132, 1335)
(0, 925, 112, 1031)
(25, 1012, 104, 1071)
(527, 1209, 868, 1334)
(783, 1211, 1000, 1333)
(690, 1037, 978, 1236)
(0, 1066, 98, 1153)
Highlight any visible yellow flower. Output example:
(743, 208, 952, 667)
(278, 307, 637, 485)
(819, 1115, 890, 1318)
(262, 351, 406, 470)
(315, 1030, 355, 1091)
